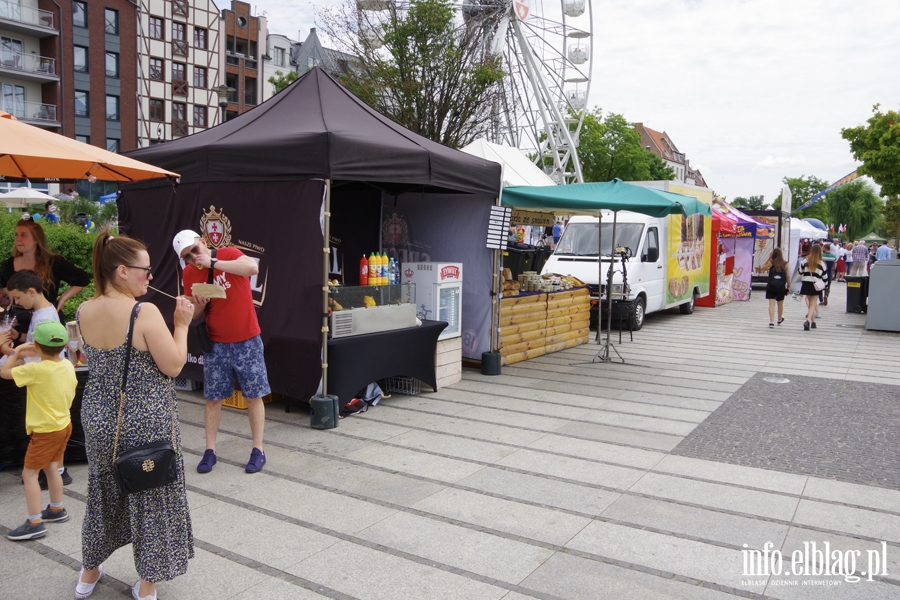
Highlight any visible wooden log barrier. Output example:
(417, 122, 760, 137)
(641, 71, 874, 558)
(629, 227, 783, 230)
(499, 288, 591, 366)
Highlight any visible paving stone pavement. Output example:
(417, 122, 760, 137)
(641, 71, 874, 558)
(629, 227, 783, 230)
(1, 281, 899, 599)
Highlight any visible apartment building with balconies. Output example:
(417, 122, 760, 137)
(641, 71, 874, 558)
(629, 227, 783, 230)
(218, 0, 265, 121)
(0, 0, 61, 129)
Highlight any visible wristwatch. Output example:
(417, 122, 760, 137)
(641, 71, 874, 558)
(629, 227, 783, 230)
(210, 257, 218, 268)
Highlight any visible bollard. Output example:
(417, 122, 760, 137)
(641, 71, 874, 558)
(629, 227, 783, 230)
(310, 394, 339, 429)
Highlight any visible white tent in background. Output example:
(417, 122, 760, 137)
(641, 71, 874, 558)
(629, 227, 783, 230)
(460, 139, 556, 187)
(0, 187, 57, 209)
(788, 218, 829, 277)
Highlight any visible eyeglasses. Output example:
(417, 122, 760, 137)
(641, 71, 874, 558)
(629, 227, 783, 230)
(181, 245, 202, 261)
(123, 265, 152, 277)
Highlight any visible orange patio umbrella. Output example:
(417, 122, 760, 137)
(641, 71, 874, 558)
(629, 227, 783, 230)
(0, 110, 179, 182)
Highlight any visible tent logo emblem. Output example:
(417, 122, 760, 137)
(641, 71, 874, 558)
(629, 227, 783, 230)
(382, 213, 409, 246)
(200, 205, 232, 248)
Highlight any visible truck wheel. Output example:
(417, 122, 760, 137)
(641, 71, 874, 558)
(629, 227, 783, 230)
(679, 291, 696, 314)
(629, 297, 646, 330)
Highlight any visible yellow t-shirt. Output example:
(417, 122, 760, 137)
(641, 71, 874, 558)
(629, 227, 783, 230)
(12, 359, 77, 435)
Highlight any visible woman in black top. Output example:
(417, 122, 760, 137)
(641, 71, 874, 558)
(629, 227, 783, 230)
(0, 218, 91, 335)
(765, 248, 788, 328)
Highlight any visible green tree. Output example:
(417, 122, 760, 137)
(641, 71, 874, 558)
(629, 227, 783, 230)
(841, 104, 900, 197)
(731, 195, 767, 210)
(826, 179, 882, 241)
(771, 175, 829, 217)
(882, 195, 900, 242)
(578, 109, 669, 182)
(318, 0, 504, 148)
(268, 70, 299, 94)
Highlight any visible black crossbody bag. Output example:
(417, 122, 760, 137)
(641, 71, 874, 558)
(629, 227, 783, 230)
(193, 249, 216, 354)
(112, 303, 178, 495)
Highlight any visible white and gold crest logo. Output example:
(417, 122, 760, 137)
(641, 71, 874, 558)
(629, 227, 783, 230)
(200, 205, 232, 248)
(382, 213, 409, 246)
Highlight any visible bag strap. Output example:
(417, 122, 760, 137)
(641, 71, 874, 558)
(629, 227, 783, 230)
(113, 303, 141, 463)
(203, 249, 217, 316)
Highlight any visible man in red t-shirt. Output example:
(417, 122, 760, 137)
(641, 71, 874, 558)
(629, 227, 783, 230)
(173, 230, 270, 474)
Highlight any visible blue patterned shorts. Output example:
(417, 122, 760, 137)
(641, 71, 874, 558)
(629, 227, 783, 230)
(203, 335, 271, 401)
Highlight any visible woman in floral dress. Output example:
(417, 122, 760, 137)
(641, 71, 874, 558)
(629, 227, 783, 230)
(75, 231, 195, 600)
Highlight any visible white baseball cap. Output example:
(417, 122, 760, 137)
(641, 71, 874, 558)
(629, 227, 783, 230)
(172, 229, 201, 257)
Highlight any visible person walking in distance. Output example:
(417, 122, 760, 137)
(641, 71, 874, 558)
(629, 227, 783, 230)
(765, 248, 788, 328)
(850, 240, 869, 277)
(173, 230, 270, 474)
(799, 244, 826, 331)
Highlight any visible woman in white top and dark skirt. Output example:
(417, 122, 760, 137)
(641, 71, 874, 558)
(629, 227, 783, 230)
(799, 244, 826, 330)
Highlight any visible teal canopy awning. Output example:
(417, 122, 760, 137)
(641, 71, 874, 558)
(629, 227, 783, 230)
(502, 178, 712, 218)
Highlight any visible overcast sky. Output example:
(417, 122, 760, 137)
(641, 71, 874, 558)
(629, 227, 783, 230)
(254, 0, 900, 201)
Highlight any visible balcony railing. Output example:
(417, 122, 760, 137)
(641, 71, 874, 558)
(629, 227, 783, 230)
(225, 52, 257, 70)
(0, 0, 54, 28)
(173, 79, 188, 95)
(173, 119, 188, 136)
(1, 99, 56, 121)
(173, 40, 188, 56)
(0, 50, 56, 75)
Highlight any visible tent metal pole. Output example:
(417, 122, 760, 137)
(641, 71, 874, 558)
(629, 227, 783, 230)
(595, 210, 602, 344)
(321, 179, 331, 396)
(593, 210, 623, 363)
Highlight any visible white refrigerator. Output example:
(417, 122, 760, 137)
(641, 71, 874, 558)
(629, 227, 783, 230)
(403, 262, 462, 340)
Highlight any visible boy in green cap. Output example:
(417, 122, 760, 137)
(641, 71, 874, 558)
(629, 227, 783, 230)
(2, 320, 77, 541)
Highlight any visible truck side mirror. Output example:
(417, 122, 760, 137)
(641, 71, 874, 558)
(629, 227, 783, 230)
(644, 248, 659, 262)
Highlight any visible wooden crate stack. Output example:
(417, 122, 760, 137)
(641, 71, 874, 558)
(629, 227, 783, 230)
(435, 336, 462, 388)
(499, 287, 590, 366)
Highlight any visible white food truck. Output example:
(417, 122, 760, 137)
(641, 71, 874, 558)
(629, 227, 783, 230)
(541, 210, 712, 330)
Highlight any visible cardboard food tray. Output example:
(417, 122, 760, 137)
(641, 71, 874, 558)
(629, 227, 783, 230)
(191, 283, 227, 298)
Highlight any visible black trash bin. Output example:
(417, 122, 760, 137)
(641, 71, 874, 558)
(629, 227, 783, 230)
(845, 276, 869, 313)
(503, 242, 535, 281)
(532, 246, 553, 274)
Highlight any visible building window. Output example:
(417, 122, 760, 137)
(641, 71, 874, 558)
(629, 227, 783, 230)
(106, 138, 119, 153)
(105, 52, 118, 77)
(74, 90, 88, 116)
(274, 47, 285, 66)
(106, 95, 119, 120)
(105, 8, 118, 34)
(149, 57, 164, 80)
(73, 1, 87, 27)
(172, 22, 187, 56)
(193, 27, 206, 49)
(73, 45, 88, 72)
(149, 98, 164, 121)
(2, 83, 25, 118)
(193, 66, 207, 89)
(172, 102, 187, 136)
(149, 16, 164, 40)
(1, 36, 23, 69)
(75, 135, 89, 144)
(173, 0, 189, 17)
(172, 62, 187, 94)
(193, 105, 206, 128)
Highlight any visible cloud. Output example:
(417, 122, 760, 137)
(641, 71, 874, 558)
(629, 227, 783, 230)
(756, 156, 807, 169)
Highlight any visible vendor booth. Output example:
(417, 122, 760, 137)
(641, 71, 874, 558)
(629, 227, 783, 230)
(713, 200, 771, 300)
(697, 207, 738, 308)
(123, 68, 502, 406)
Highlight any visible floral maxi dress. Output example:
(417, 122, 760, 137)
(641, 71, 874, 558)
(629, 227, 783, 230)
(79, 306, 193, 582)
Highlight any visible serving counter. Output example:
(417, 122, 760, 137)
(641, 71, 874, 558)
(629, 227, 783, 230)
(327, 320, 448, 409)
(499, 288, 591, 366)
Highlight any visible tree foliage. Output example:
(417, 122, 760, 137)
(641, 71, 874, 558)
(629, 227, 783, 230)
(826, 179, 882, 241)
(731, 195, 767, 210)
(882, 195, 900, 241)
(841, 104, 900, 197)
(771, 175, 829, 217)
(578, 109, 675, 182)
(268, 70, 299, 95)
(317, 0, 505, 149)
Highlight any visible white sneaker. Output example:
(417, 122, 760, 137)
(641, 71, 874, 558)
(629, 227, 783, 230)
(75, 564, 103, 599)
(132, 581, 157, 600)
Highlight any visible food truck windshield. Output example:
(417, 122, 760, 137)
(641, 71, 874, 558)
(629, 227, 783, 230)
(554, 222, 645, 257)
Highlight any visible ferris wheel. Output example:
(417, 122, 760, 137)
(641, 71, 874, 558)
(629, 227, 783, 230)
(356, 0, 593, 184)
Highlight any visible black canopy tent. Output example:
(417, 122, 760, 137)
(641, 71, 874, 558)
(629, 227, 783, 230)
(122, 68, 501, 401)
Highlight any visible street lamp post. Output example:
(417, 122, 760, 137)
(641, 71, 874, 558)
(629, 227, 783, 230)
(211, 84, 236, 124)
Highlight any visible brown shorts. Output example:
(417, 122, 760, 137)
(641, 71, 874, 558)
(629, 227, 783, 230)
(24, 422, 72, 471)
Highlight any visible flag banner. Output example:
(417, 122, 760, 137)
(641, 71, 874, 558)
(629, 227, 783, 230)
(792, 170, 858, 213)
